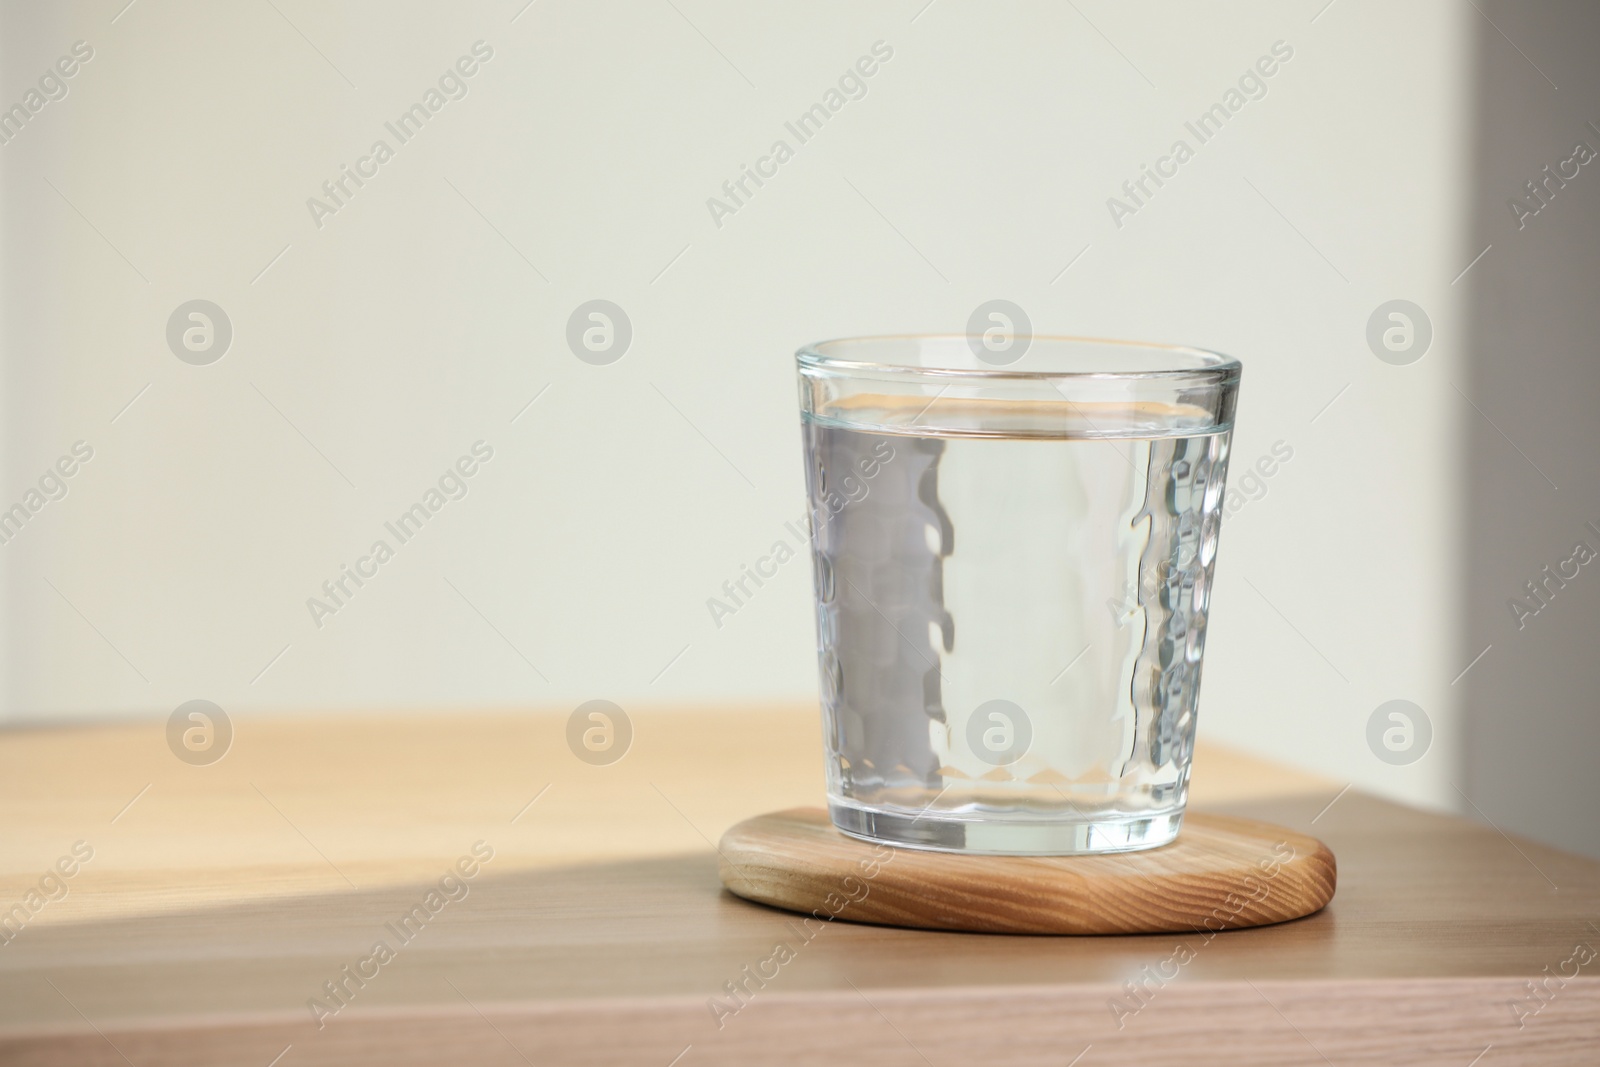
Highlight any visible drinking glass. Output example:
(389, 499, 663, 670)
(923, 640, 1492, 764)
(797, 335, 1241, 855)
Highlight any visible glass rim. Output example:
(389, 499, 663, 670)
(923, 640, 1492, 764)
(795, 333, 1242, 383)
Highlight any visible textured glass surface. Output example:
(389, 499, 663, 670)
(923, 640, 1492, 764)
(803, 396, 1232, 855)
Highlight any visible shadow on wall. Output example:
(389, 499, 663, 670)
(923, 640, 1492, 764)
(1462, 0, 1600, 859)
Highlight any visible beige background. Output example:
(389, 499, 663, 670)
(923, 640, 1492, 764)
(2, 1, 1590, 856)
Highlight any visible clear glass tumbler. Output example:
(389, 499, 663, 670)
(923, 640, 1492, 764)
(797, 335, 1241, 855)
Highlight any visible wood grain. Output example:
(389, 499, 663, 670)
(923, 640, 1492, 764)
(718, 807, 1335, 934)
(1, 708, 1597, 1065)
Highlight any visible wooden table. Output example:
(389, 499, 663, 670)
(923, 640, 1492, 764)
(1, 708, 1596, 1065)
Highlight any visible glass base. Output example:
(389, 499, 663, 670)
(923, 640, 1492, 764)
(828, 800, 1183, 856)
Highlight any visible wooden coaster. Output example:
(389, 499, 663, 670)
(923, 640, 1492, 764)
(718, 807, 1335, 935)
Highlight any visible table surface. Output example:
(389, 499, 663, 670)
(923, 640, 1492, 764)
(2, 708, 1597, 1066)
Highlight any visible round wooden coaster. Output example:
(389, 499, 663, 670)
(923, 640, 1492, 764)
(717, 807, 1335, 935)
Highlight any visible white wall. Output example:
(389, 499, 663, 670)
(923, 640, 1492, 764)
(1, 1, 1471, 815)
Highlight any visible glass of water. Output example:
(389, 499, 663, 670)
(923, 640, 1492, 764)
(797, 335, 1241, 855)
